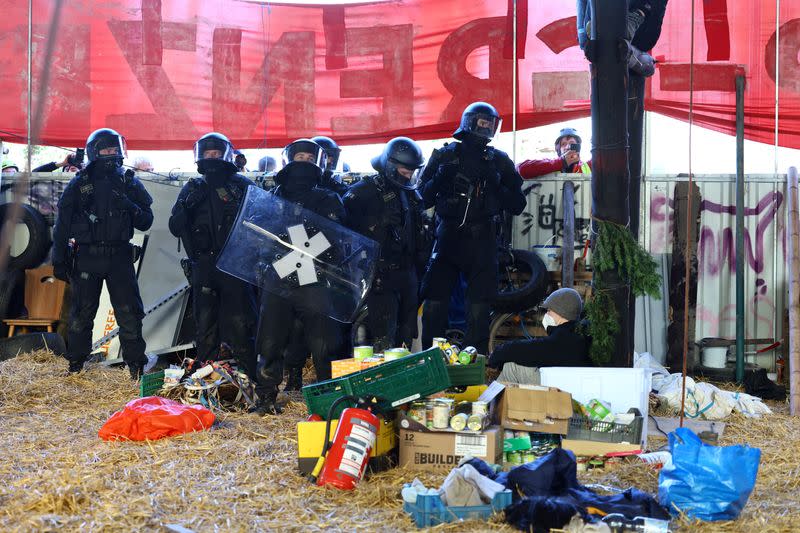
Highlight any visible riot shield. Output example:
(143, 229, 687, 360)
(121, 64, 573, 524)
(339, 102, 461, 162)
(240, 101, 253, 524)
(217, 185, 379, 323)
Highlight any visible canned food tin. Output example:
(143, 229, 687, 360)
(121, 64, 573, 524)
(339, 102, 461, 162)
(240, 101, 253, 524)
(432, 337, 448, 349)
(506, 451, 523, 465)
(450, 413, 469, 431)
(444, 346, 460, 364)
(458, 346, 478, 365)
(432, 401, 451, 429)
(514, 431, 529, 439)
(408, 401, 427, 423)
(384, 348, 410, 361)
(353, 345, 374, 361)
(504, 430, 515, 440)
(522, 452, 537, 463)
(467, 413, 486, 431)
(425, 401, 435, 428)
(454, 401, 472, 415)
(472, 400, 488, 416)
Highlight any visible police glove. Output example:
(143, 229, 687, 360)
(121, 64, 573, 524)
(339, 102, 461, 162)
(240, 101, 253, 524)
(112, 190, 140, 213)
(453, 172, 473, 197)
(183, 186, 206, 210)
(53, 263, 70, 283)
(484, 170, 502, 189)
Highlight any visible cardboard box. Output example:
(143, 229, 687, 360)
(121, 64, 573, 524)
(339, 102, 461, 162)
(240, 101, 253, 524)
(498, 383, 573, 434)
(296, 417, 397, 474)
(560, 439, 642, 457)
(399, 426, 503, 470)
(397, 381, 504, 434)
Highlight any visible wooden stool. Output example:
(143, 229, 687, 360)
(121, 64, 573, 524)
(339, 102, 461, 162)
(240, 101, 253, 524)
(4, 265, 66, 337)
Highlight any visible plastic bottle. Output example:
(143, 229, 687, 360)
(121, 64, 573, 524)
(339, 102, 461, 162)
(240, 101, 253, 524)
(601, 513, 671, 533)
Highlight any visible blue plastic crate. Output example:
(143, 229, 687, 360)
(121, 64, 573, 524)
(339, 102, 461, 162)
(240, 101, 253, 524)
(402, 489, 512, 528)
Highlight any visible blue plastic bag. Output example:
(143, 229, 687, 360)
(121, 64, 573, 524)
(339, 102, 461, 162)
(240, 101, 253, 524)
(658, 427, 760, 521)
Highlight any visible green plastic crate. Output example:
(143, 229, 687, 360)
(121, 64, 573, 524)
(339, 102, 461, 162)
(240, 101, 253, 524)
(348, 347, 451, 412)
(139, 370, 165, 397)
(446, 355, 487, 387)
(302, 375, 357, 419)
(566, 409, 644, 444)
(303, 348, 451, 418)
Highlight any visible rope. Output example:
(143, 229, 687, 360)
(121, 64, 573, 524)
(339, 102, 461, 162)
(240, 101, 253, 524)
(680, 0, 697, 429)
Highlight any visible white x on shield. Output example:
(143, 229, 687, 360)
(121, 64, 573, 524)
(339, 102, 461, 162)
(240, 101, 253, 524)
(272, 224, 332, 285)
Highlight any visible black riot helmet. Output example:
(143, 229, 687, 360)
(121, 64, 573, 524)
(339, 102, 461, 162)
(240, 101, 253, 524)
(281, 138, 327, 170)
(86, 128, 126, 170)
(554, 127, 582, 155)
(275, 139, 327, 188)
(371, 137, 425, 190)
(453, 102, 502, 142)
(311, 136, 341, 171)
(194, 132, 237, 175)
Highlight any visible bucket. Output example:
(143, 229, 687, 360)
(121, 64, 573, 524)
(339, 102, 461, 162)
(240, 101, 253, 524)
(532, 245, 561, 271)
(702, 346, 728, 368)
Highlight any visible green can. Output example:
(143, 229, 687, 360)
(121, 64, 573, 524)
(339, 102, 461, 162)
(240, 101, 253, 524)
(384, 348, 410, 361)
(458, 346, 478, 365)
(353, 345, 374, 361)
(522, 451, 537, 463)
(506, 451, 523, 465)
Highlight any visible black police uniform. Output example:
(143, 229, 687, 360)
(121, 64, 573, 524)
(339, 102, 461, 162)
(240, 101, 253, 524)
(255, 160, 347, 410)
(419, 133, 526, 354)
(168, 170, 258, 378)
(53, 161, 153, 376)
(344, 174, 427, 353)
(319, 169, 350, 197)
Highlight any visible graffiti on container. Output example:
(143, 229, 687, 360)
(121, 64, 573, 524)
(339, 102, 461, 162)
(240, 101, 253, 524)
(519, 190, 590, 248)
(649, 188, 784, 340)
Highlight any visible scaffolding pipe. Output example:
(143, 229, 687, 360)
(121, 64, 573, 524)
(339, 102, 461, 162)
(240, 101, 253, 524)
(735, 74, 746, 383)
(788, 166, 800, 416)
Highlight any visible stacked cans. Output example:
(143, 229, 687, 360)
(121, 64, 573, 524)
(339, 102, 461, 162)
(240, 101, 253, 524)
(504, 431, 560, 465)
(406, 399, 489, 432)
(431, 338, 478, 366)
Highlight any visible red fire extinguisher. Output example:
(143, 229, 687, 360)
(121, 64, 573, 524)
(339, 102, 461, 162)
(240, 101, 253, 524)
(310, 395, 381, 491)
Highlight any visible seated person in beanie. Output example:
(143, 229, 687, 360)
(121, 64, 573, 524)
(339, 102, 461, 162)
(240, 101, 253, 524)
(488, 288, 591, 384)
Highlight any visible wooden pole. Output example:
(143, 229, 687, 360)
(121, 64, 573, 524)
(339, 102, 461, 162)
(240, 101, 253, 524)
(787, 166, 800, 416)
(587, 0, 632, 367)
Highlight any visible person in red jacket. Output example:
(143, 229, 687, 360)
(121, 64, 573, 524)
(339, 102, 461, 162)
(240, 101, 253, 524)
(517, 127, 592, 179)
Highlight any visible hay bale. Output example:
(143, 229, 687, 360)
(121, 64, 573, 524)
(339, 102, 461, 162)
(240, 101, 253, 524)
(0, 351, 797, 531)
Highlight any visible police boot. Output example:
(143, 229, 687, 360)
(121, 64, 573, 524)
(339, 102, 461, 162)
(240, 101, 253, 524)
(284, 366, 303, 392)
(129, 363, 145, 381)
(253, 393, 283, 416)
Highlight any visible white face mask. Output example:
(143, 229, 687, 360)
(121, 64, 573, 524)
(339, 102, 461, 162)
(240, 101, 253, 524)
(542, 313, 557, 330)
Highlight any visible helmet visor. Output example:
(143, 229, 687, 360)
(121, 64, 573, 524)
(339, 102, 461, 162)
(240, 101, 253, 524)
(194, 137, 234, 164)
(468, 113, 501, 139)
(92, 135, 127, 161)
(282, 140, 327, 170)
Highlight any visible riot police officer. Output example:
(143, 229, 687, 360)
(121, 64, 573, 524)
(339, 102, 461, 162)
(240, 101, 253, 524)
(168, 132, 258, 378)
(312, 136, 350, 197)
(419, 102, 526, 354)
(255, 138, 346, 415)
(343, 137, 427, 352)
(52, 128, 153, 379)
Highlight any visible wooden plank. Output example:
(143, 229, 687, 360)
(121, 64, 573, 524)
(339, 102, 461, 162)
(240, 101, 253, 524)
(666, 181, 702, 373)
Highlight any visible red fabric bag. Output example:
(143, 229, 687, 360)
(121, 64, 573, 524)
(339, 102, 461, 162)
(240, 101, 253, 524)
(99, 396, 215, 441)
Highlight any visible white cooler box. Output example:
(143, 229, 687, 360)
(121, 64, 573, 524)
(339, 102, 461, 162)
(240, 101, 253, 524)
(540, 367, 652, 444)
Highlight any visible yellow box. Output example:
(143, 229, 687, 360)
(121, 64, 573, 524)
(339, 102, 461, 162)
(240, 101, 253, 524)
(444, 384, 488, 403)
(331, 357, 387, 378)
(331, 358, 362, 378)
(296, 417, 398, 474)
